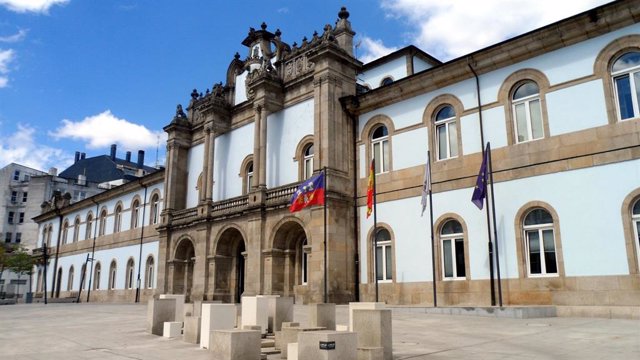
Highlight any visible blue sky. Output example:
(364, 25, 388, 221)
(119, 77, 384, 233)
(0, 0, 609, 171)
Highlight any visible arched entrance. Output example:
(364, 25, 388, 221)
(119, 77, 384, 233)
(214, 228, 247, 303)
(271, 221, 308, 298)
(172, 238, 195, 301)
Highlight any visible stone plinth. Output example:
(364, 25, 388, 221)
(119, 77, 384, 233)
(159, 294, 186, 323)
(275, 322, 300, 350)
(280, 326, 325, 359)
(308, 303, 336, 330)
(210, 329, 261, 360)
(163, 321, 182, 338)
(357, 347, 383, 360)
(352, 309, 392, 360)
(241, 296, 269, 334)
(259, 295, 293, 333)
(200, 303, 237, 349)
(147, 298, 176, 335)
(348, 302, 385, 331)
(298, 330, 357, 360)
(183, 315, 201, 344)
(193, 300, 222, 317)
(288, 342, 299, 360)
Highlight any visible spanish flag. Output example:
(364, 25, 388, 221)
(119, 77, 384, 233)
(366, 159, 375, 218)
(289, 172, 325, 212)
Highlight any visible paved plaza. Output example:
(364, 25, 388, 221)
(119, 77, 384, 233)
(0, 303, 638, 359)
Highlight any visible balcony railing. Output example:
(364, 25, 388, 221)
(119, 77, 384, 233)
(211, 195, 248, 216)
(266, 183, 298, 207)
(172, 208, 198, 223)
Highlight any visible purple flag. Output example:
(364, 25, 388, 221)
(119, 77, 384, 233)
(471, 143, 490, 209)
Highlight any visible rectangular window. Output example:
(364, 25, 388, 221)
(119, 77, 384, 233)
(15, 233, 21, 243)
(527, 230, 542, 274)
(8, 211, 14, 224)
(23, 174, 30, 182)
(11, 191, 17, 203)
(22, 192, 28, 202)
(615, 75, 634, 120)
(13, 170, 20, 181)
(73, 190, 86, 202)
(5, 233, 11, 243)
(18, 212, 24, 223)
(375, 243, 392, 281)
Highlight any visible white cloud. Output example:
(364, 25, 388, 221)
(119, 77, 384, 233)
(0, 124, 71, 171)
(0, 48, 14, 88)
(379, 0, 611, 60)
(0, 29, 28, 43)
(0, 0, 69, 13)
(358, 36, 399, 63)
(51, 110, 166, 150)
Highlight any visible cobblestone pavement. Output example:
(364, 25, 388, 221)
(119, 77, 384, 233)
(0, 303, 638, 359)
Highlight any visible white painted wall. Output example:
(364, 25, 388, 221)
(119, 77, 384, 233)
(266, 99, 314, 188)
(360, 56, 407, 90)
(359, 159, 640, 283)
(186, 144, 204, 208)
(392, 127, 429, 171)
(234, 70, 248, 105)
(546, 79, 608, 136)
(413, 56, 434, 74)
(212, 123, 254, 201)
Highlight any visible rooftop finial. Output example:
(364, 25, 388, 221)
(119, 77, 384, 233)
(261, 22, 267, 30)
(338, 6, 349, 20)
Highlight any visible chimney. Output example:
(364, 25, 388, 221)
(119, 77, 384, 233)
(125, 151, 131, 162)
(137, 150, 145, 168)
(74, 151, 80, 163)
(110, 144, 117, 160)
(80, 152, 86, 160)
(48, 167, 58, 176)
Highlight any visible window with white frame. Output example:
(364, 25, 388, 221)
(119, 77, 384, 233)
(245, 162, 254, 194)
(633, 199, 640, 271)
(18, 212, 24, 223)
(150, 194, 159, 225)
(15, 232, 21, 243)
(99, 209, 107, 236)
(94, 263, 101, 290)
(73, 217, 80, 243)
(126, 259, 135, 289)
(523, 208, 558, 276)
(62, 220, 69, 245)
(109, 261, 117, 289)
(371, 125, 389, 174)
(440, 220, 466, 279)
(303, 144, 314, 180)
(114, 205, 122, 232)
(67, 266, 74, 291)
(374, 228, 393, 281)
(13, 170, 19, 181)
(512, 81, 543, 143)
(85, 213, 93, 240)
(146, 256, 154, 289)
(8, 211, 14, 224)
(10, 191, 17, 203)
(131, 199, 140, 229)
(434, 105, 458, 160)
(612, 51, 640, 120)
(22, 192, 27, 202)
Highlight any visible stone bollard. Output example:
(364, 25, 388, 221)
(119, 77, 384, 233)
(298, 330, 358, 360)
(348, 302, 385, 331)
(280, 326, 326, 359)
(159, 294, 186, 324)
(275, 322, 300, 350)
(210, 329, 261, 360)
(200, 303, 237, 349)
(352, 309, 392, 360)
(241, 296, 269, 335)
(183, 315, 201, 344)
(147, 298, 176, 335)
(308, 303, 336, 330)
(163, 321, 182, 338)
(357, 347, 384, 360)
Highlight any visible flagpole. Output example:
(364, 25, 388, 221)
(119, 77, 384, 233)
(372, 159, 379, 303)
(483, 144, 496, 306)
(427, 151, 437, 307)
(323, 167, 328, 304)
(487, 143, 503, 307)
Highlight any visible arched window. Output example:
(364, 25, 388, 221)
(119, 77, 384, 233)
(523, 208, 557, 276)
(512, 81, 543, 143)
(131, 199, 140, 229)
(94, 262, 101, 290)
(67, 266, 74, 291)
(301, 238, 308, 285)
(245, 161, 254, 194)
(380, 76, 393, 86)
(303, 144, 314, 180)
(61, 220, 69, 245)
(47, 224, 53, 247)
(36, 269, 43, 292)
(99, 209, 107, 236)
(434, 105, 458, 160)
(109, 260, 117, 290)
(113, 204, 122, 232)
(80, 263, 87, 290)
(440, 220, 466, 279)
(85, 213, 93, 240)
(633, 199, 640, 270)
(374, 228, 393, 281)
(145, 256, 154, 289)
(612, 51, 640, 120)
(73, 217, 80, 243)
(41, 227, 48, 248)
(371, 125, 389, 174)
(150, 194, 160, 225)
(125, 258, 135, 289)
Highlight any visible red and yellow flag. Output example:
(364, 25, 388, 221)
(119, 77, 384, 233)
(366, 159, 375, 218)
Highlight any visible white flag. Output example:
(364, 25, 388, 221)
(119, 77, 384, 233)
(421, 155, 431, 216)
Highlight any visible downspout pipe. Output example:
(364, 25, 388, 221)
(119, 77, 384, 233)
(50, 210, 63, 298)
(86, 199, 100, 302)
(135, 182, 148, 303)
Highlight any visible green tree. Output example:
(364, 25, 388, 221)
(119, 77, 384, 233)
(6, 247, 34, 299)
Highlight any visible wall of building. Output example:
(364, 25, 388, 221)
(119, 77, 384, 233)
(359, 56, 407, 89)
(213, 122, 255, 200)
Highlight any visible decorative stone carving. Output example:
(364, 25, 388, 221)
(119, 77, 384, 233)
(284, 54, 315, 82)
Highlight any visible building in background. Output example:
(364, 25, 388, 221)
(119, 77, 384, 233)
(32, 1, 639, 317)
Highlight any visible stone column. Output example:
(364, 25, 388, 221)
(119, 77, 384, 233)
(206, 128, 215, 201)
(252, 105, 262, 191)
(259, 105, 268, 189)
(201, 126, 211, 203)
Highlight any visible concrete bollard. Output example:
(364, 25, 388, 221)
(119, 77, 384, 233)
(241, 296, 269, 335)
(298, 330, 358, 360)
(183, 315, 201, 344)
(275, 322, 300, 350)
(288, 342, 299, 360)
(147, 298, 176, 335)
(357, 347, 384, 360)
(159, 294, 185, 324)
(200, 303, 237, 349)
(280, 326, 326, 359)
(352, 309, 392, 360)
(163, 321, 182, 338)
(308, 303, 336, 330)
(210, 329, 261, 360)
(348, 302, 385, 331)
